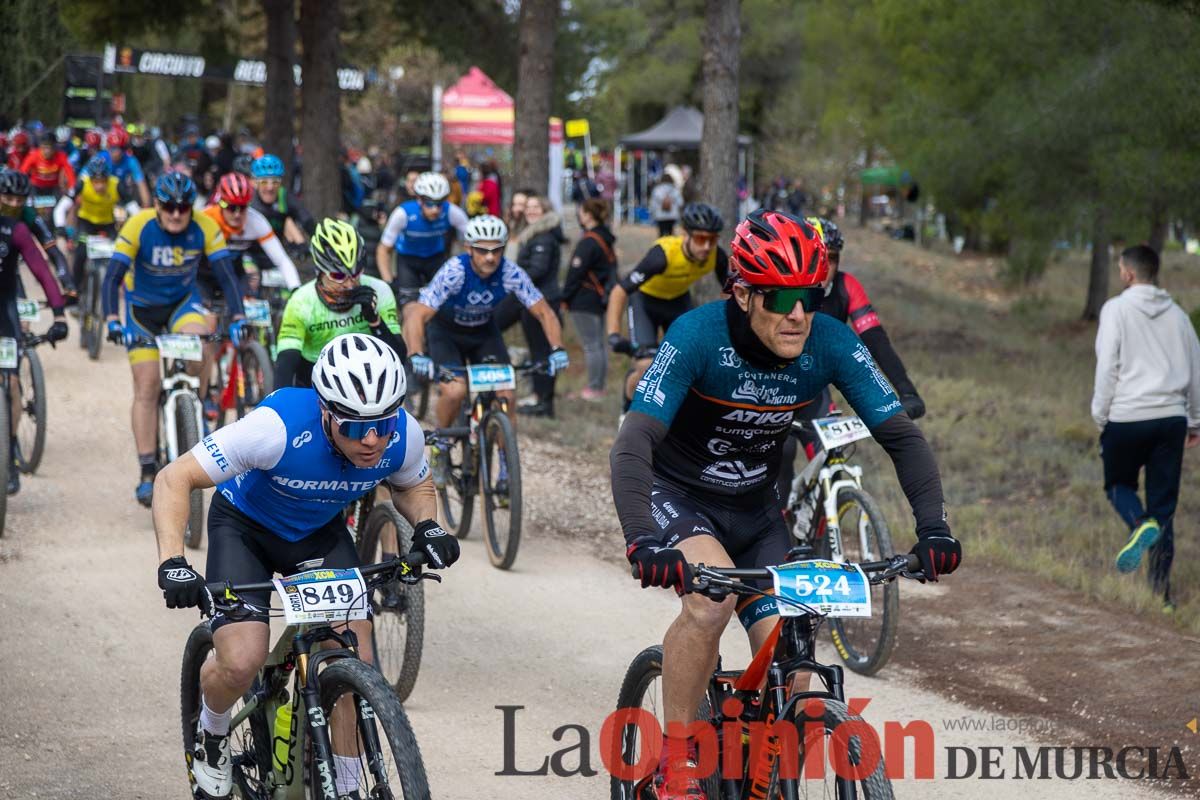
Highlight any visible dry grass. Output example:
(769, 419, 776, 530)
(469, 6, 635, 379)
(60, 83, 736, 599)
(508, 219, 1200, 632)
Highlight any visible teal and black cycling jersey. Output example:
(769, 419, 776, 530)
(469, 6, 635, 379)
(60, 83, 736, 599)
(629, 300, 901, 498)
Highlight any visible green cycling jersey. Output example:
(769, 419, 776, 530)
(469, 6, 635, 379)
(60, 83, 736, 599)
(276, 275, 400, 363)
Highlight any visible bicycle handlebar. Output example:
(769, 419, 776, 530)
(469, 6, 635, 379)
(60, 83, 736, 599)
(630, 553, 924, 588)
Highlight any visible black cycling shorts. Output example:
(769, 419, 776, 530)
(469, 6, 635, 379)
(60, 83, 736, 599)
(394, 253, 447, 303)
(426, 318, 509, 370)
(648, 480, 792, 630)
(629, 292, 692, 353)
(206, 492, 362, 631)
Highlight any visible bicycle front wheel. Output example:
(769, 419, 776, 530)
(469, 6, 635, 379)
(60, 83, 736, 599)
(0, 392, 10, 536)
(778, 696, 893, 799)
(15, 347, 46, 474)
(357, 503, 426, 702)
(828, 486, 899, 676)
(85, 269, 104, 360)
(481, 411, 522, 569)
(237, 341, 274, 419)
(315, 658, 430, 799)
(609, 645, 721, 800)
(436, 435, 475, 539)
(175, 394, 205, 549)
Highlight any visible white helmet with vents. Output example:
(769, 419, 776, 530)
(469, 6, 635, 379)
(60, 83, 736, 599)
(413, 171, 450, 201)
(312, 333, 407, 418)
(464, 214, 508, 244)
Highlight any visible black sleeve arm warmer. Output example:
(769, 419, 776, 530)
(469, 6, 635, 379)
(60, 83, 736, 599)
(610, 411, 671, 548)
(860, 325, 917, 397)
(370, 321, 407, 362)
(870, 413, 949, 538)
(273, 348, 305, 389)
(713, 248, 730, 289)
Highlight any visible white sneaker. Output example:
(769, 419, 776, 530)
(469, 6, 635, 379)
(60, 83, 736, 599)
(191, 721, 232, 799)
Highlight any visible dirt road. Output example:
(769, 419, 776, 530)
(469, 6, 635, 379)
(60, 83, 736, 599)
(0, 319, 1173, 798)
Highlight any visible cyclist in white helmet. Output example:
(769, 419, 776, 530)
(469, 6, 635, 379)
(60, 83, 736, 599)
(150, 331, 459, 800)
(376, 170, 470, 305)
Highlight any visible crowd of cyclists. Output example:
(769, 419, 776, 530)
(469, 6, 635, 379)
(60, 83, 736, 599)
(0, 115, 959, 800)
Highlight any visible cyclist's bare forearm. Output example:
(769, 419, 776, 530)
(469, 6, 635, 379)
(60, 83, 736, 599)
(375, 242, 394, 284)
(606, 284, 629, 336)
(388, 476, 437, 528)
(153, 454, 216, 561)
(402, 303, 435, 355)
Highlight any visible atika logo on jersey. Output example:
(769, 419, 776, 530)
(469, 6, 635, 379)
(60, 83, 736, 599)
(721, 408, 794, 425)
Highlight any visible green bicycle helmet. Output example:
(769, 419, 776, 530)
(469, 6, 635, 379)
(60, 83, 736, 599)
(310, 218, 365, 277)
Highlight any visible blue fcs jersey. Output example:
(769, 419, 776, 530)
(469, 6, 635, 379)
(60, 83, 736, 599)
(190, 388, 429, 541)
(630, 301, 902, 497)
(110, 208, 229, 307)
(395, 200, 450, 258)
(418, 253, 543, 328)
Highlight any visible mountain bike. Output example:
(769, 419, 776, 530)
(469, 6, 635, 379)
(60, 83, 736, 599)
(784, 413, 899, 676)
(0, 328, 55, 536)
(12, 321, 48, 474)
(428, 360, 538, 570)
(611, 552, 922, 800)
(145, 332, 220, 549)
(345, 488, 425, 702)
(180, 555, 435, 800)
(78, 233, 113, 360)
(207, 305, 274, 429)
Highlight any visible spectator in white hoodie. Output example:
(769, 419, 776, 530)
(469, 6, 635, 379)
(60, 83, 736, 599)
(1092, 244, 1200, 611)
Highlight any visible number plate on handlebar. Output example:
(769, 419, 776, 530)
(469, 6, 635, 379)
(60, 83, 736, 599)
(813, 415, 872, 451)
(260, 268, 289, 288)
(244, 298, 272, 327)
(17, 300, 40, 323)
(467, 363, 515, 393)
(767, 560, 872, 618)
(272, 567, 369, 624)
(0, 337, 16, 369)
(85, 235, 115, 259)
(155, 334, 204, 362)
(33, 195, 56, 209)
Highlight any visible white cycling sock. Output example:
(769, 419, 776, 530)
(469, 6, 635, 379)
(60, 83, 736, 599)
(334, 754, 361, 796)
(200, 695, 232, 737)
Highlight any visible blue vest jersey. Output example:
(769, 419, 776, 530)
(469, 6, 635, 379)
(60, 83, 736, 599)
(395, 200, 450, 258)
(88, 150, 146, 184)
(191, 388, 429, 541)
(631, 301, 901, 498)
(418, 253, 543, 329)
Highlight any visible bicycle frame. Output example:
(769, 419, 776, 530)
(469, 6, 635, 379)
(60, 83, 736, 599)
(159, 364, 203, 463)
(787, 445, 866, 563)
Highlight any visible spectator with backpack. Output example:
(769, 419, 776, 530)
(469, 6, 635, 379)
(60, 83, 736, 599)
(650, 174, 682, 236)
(561, 197, 617, 400)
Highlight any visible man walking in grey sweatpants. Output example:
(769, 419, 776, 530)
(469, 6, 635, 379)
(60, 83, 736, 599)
(1092, 245, 1200, 612)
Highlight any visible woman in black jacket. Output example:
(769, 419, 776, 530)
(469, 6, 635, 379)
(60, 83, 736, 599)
(510, 193, 565, 417)
(560, 197, 616, 399)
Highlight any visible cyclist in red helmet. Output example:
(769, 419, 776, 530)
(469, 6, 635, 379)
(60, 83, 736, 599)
(100, 126, 152, 207)
(6, 131, 31, 170)
(609, 208, 959, 799)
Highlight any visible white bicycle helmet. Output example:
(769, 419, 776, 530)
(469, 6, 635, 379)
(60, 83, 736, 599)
(464, 214, 508, 244)
(313, 334, 407, 418)
(413, 171, 450, 201)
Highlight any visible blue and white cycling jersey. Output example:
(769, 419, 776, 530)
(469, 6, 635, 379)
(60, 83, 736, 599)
(380, 200, 469, 259)
(84, 150, 146, 185)
(191, 388, 429, 542)
(418, 252, 543, 328)
(630, 301, 901, 497)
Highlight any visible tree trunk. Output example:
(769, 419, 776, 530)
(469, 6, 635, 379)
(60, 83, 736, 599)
(1082, 205, 1110, 321)
(261, 0, 296, 169)
(298, 0, 341, 219)
(1148, 195, 1169, 254)
(858, 143, 873, 228)
(512, 0, 558, 199)
(696, 0, 740, 303)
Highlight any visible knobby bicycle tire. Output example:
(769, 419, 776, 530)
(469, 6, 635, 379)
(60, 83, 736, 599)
(610, 645, 721, 800)
(86, 269, 104, 360)
(234, 340, 275, 421)
(15, 347, 46, 474)
(357, 503, 426, 702)
(828, 486, 899, 676)
(772, 696, 894, 800)
(315, 659, 431, 799)
(481, 411, 522, 570)
(437, 434, 474, 539)
(176, 393, 204, 549)
(180, 623, 273, 800)
(0, 394, 10, 537)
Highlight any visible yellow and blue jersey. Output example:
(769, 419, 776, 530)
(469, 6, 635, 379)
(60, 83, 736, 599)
(109, 209, 229, 308)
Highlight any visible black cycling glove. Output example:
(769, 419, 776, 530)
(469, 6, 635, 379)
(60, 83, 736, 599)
(627, 542, 693, 596)
(46, 320, 69, 343)
(900, 392, 926, 420)
(608, 333, 634, 355)
(909, 535, 961, 582)
(411, 519, 460, 569)
(349, 285, 380, 326)
(157, 556, 212, 612)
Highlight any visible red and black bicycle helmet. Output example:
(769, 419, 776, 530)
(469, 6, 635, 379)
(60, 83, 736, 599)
(729, 208, 828, 288)
(107, 127, 130, 149)
(217, 172, 253, 206)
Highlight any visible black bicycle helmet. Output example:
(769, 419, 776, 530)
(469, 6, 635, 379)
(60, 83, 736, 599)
(155, 172, 197, 205)
(232, 153, 255, 176)
(681, 202, 724, 233)
(85, 155, 110, 179)
(0, 168, 31, 197)
(805, 216, 844, 254)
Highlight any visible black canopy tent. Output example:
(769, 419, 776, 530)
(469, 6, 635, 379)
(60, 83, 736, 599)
(614, 106, 753, 223)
